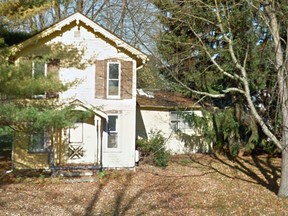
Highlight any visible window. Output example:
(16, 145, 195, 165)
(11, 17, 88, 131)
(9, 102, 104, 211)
(170, 111, 192, 131)
(107, 62, 120, 98)
(107, 115, 118, 148)
(32, 60, 47, 78)
(32, 59, 48, 98)
(28, 130, 49, 153)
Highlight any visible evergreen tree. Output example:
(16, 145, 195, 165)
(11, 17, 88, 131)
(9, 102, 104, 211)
(153, 0, 288, 197)
(0, 1, 90, 139)
(153, 0, 275, 154)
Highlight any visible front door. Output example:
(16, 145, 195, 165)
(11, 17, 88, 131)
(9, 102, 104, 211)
(67, 116, 98, 164)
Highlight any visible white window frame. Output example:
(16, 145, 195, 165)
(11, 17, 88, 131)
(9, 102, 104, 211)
(32, 60, 48, 78)
(170, 111, 193, 131)
(107, 115, 119, 149)
(28, 129, 49, 153)
(107, 62, 121, 99)
(32, 60, 48, 99)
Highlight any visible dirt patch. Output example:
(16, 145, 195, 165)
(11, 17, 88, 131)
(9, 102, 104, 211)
(1, 154, 288, 215)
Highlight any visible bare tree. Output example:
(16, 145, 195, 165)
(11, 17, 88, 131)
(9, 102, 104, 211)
(0, 0, 157, 52)
(153, 0, 288, 197)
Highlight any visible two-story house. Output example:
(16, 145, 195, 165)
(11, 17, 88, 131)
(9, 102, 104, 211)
(11, 12, 148, 171)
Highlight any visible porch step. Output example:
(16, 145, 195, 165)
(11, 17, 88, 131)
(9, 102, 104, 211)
(51, 165, 102, 171)
(53, 170, 95, 178)
(62, 170, 93, 177)
(54, 170, 98, 183)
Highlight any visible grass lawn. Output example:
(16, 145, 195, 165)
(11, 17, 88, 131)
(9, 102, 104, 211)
(1, 153, 288, 215)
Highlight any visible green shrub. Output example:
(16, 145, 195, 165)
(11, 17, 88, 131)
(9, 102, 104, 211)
(98, 170, 107, 179)
(137, 131, 170, 167)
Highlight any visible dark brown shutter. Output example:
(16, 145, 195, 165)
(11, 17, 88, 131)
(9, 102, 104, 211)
(95, 60, 107, 99)
(121, 61, 133, 99)
(47, 59, 60, 80)
(47, 59, 60, 98)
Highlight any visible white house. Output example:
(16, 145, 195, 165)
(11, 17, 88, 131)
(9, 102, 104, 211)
(136, 90, 213, 154)
(11, 12, 148, 170)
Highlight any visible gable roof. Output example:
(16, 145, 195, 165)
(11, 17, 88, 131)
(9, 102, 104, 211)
(68, 99, 107, 119)
(11, 12, 148, 68)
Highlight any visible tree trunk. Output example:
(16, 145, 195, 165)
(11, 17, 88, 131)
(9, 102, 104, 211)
(278, 66, 288, 197)
(278, 75, 288, 196)
(278, 147, 288, 197)
(264, 1, 288, 197)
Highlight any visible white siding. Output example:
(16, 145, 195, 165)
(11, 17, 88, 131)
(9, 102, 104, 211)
(51, 26, 130, 60)
(59, 65, 95, 102)
(102, 109, 136, 168)
(50, 25, 136, 168)
(137, 109, 212, 154)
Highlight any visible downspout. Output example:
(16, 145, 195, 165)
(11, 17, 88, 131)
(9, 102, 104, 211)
(100, 118, 104, 171)
(96, 118, 103, 170)
(96, 119, 99, 167)
(95, 116, 104, 171)
(135, 60, 146, 166)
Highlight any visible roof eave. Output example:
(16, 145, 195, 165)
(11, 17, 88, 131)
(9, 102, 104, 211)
(11, 12, 148, 65)
(137, 105, 202, 111)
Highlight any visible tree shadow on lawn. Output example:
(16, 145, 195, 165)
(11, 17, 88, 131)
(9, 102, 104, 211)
(187, 154, 281, 194)
(83, 172, 168, 216)
(83, 168, 206, 216)
(83, 177, 109, 216)
(82, 154, 281, 215)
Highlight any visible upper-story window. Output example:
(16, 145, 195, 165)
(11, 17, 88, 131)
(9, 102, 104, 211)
(32, 59, 47, 98)
(30, 58, 60, 99)
(32, 60, 47, 79)
(107, 62, 121, 98)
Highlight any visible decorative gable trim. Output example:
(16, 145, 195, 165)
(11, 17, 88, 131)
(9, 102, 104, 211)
(12, 12, 148, 68)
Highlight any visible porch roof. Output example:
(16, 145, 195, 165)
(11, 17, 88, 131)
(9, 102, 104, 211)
(68, 99, 107, 119)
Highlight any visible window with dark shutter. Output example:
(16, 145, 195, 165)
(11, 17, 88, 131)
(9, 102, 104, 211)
(95, 59, 133, 100)
(107, 62, 120, 98)
(46, 59, 60, 98)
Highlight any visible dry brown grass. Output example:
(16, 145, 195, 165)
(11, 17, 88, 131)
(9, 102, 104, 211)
(1, 154, 288, 215)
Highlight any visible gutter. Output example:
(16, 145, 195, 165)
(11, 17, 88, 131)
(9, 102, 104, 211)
(137, 105, 203, 111)
(136, 65, 144, 71)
